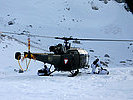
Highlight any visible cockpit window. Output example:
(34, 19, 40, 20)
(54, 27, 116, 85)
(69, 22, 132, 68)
(67, 50, 78, 54)
(78, 49, 88, 55)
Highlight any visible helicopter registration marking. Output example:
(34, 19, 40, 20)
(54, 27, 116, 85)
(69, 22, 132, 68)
(64, 58, 68, 64)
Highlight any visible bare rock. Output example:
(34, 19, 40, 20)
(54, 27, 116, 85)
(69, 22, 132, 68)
(92, 6, 99, 10)
(104, 54, 110, 58)
(89, 50, 94, 52)
(8, 21, 14, 25)
(104, 0, 108, 4)
(120, 61, 126, 63)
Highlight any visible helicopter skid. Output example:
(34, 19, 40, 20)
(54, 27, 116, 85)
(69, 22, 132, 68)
(68, 69, 79, 77)
(37, 68, 56, 76)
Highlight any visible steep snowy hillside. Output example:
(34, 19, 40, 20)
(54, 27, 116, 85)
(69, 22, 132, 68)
(0, 0, 133, 100)
(0, 0, 133, 66)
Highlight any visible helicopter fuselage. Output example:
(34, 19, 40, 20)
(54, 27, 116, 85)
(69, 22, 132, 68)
(27, 48, 89, 71)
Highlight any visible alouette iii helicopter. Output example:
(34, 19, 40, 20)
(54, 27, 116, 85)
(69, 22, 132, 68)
(1, 31, 133, 77)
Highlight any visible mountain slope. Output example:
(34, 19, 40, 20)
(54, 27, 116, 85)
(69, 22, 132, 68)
(0, 0, 133, 100)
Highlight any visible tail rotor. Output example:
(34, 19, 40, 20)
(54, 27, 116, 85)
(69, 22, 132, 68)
(15, 37, 35, 73)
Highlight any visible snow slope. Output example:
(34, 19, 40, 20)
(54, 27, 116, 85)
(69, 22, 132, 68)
(0, 0, 133, 100)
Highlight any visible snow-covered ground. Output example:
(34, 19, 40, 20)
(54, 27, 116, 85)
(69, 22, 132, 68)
(0, 0, 133, 100)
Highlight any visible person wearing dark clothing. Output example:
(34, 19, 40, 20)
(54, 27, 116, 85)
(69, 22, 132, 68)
(125, 0, 133, 14)
(38, 65, 51, 76)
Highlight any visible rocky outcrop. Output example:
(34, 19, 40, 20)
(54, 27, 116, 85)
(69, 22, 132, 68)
(115, 0, 125, 3)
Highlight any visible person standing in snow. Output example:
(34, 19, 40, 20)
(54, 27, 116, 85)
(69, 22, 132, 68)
(91, 58, 102, 74)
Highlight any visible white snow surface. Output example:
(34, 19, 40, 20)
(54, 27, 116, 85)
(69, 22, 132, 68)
(0, 0, 133, 100)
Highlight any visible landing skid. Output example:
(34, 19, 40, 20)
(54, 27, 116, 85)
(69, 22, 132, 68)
(68, 69, 79, 77)
(38, 68, 57, 76)
(49, 69, 57, 76)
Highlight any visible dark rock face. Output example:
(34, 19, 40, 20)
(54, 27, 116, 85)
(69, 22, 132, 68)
(114, 0, 133, 14)
(115, 0, 125, 3)
(8, 21, 14, 25)
(104, 54, 110, 58)
(125, 0, 133, 14)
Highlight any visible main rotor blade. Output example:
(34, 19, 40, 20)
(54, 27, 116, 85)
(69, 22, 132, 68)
(0, 31, 55, 38)
(1, 31, 133, 42)
(74, 38, 133, 42)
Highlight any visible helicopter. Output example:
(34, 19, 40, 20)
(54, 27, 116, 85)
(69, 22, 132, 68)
(15, 36, 90, 76)
(1, 31, 133, 76)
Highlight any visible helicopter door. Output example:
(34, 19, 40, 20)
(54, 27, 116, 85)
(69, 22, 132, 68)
(60, 54, 73, 71)
(68, 50, 80, 70)
(60, 50, 80, 71)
